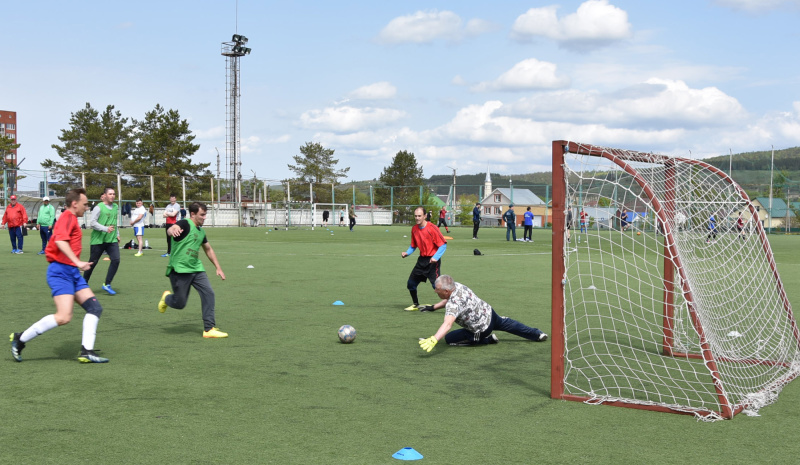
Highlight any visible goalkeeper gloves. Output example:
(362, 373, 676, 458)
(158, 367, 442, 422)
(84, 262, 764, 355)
(419, 336, 438, 352)
(418, 305, 435, 312)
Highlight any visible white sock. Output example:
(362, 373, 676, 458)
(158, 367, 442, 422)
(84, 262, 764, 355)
(20, 314, 59, 343)
(82, 314, 100, 350)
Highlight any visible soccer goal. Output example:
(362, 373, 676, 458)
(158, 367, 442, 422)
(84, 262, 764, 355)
(551, 140, 799, 420)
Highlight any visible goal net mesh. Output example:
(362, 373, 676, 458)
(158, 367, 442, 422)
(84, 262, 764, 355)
(559, 142, 799, 419)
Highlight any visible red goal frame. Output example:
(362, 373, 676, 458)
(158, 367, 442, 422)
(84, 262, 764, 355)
(550, 140, 798, 419)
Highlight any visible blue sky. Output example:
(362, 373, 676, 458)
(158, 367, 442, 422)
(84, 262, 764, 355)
(4, 0, 800, 186)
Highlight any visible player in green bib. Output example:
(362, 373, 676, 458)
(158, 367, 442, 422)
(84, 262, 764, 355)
(157, 202, 228, 338)
(84, 187, 121, 295)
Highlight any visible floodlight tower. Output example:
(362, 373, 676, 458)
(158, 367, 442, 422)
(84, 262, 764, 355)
(221, 34, 251, 205)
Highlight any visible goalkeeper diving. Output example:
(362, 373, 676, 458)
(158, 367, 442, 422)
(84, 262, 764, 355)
(418, 275, 548, 352)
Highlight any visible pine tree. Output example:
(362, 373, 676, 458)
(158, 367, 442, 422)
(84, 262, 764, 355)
(44, 103, 131, 199)
(377, 150, 430, 222)
(126, 104, 210, 202)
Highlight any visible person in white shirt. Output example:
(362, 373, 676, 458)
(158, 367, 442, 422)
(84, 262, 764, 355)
(131, 198, 147, 256)
(162, 195, 181, 257)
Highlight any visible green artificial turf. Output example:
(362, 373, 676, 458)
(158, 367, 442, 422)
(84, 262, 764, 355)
(1, 225, 799, 464)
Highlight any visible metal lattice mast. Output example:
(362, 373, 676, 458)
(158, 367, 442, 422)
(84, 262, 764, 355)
(221, 34, 251, 205)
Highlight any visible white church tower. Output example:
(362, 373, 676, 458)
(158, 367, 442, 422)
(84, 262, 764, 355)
(484, 166, 492, 198)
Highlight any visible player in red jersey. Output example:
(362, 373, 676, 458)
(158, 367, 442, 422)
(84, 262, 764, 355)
(9, 188, 109, 363)
(437, 206, 450, 234)
(401, 207, 447, 311)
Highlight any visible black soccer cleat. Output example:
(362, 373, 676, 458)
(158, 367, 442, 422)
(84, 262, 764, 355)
(10, 332, 25, 362)
(77, 346, 109, 363)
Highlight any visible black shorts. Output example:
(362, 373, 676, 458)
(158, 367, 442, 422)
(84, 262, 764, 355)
(409, 256, 441, 284)
(438, 218, 447, 227)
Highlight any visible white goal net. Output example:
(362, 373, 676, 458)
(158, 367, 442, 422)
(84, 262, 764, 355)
(551, 141, 799, 420)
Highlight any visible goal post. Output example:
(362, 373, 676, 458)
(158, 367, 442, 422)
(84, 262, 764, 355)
(551, 140, 800, 420)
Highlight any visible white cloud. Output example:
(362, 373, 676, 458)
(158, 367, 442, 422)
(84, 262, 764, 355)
(348, 82, 397, 100)
(241, 136, 261, 154)
(377, 10, 494, 44)
(748, 103, 800, 143)
(194, 126, 225, 139)
(464, 18, 498, 37)
(512, 0, 632, 51)
(501, 79, 747, 129)
(713, 0, 800, 13)
(471, 58, 570, 92)
(299, 106, 407, 133)
(265, 134, 291, 144)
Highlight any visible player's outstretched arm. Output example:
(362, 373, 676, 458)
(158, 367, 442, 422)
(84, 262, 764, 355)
(203, 243, 226, 280)
(420, 315, 456, 352)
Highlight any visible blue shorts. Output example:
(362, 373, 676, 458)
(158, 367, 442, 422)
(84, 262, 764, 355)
(134, 226, 145, 236)
(47, 261, 89, 297)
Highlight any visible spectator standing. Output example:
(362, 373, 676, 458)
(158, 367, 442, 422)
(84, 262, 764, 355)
(523, 206, 534, 242)
(472, 202, 481, 239)
(503, 204, 517, 241)
(2, 194, 28, 254)
(579, 208, 588, 233)
(566, 208, 573, 242)
(37, 197, 56, 255)
(162, 195, 180, 257)
(131, 198, 147, 256)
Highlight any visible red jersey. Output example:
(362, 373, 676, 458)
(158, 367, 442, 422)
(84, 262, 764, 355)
(410, 222, 447, 257)
(2, 203, 28, 228)
(45, 210, 83, 266)
(580, 211, 587, 224)
(439, 208, 447, 219)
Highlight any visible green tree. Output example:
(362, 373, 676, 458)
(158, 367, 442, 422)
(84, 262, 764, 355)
(456, 194, 479, 224)
(376, 150, 430, 223)
(771, 169, 790, 199)
(125, 104, 210, 202)
(44, 103, 132, 199)
(0, 134, 22, 195)
(288, 142, 350, 202)
(0, 134, 21, 164)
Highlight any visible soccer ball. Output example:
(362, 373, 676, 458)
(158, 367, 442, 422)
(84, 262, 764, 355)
(338, 325, 357, 343)
(637, 232, 641, 236)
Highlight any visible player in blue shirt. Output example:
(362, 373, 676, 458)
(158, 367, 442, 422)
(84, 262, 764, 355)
(523, 206, 534, 242)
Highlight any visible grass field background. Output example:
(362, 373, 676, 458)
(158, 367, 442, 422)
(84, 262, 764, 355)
(1, 224, 798, 464)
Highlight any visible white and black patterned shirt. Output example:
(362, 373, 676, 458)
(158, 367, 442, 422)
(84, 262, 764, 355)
(445, 282, 492, 334)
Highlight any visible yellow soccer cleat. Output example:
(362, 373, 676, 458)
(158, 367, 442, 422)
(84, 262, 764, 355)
(203, 327, 228, 338)
(404, 304, 432, 312)
(158, 290, 171, 313)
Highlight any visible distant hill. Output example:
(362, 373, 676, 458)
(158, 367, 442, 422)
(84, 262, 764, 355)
(419, 147, 800, 200)
(348, 147, 798, 201)
(427, 172, 552, 199)
(703, 146, 800, 172)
